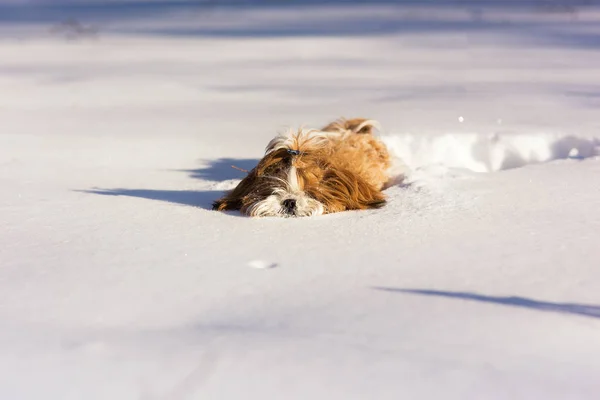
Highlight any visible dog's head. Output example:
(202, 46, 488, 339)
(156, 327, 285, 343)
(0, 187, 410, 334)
(212, 128, 386, 217)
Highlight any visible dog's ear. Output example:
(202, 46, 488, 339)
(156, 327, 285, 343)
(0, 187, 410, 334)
(213, 149, 292, 213)
(212, 169, 258, 211)
(212, 196, 242, 211)
(308, 167, 386, 213)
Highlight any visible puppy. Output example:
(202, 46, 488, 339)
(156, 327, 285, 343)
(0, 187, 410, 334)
(212, 118, 400, 217)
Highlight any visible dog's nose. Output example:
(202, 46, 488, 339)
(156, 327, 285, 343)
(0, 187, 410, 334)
(282, 199, 296, 213)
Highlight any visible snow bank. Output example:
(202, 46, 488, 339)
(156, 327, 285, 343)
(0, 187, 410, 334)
(383, 131, 600, 173)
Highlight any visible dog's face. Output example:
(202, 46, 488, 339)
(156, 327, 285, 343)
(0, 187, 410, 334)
(212, 147, 325, 217)
(212, 129, 387, 217)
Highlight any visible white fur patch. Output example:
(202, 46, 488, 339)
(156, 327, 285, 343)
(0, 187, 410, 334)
(288, 165, 299, 192)
(247, 188, 324, 217)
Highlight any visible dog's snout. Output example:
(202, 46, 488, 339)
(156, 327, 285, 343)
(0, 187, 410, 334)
(282, 199, 296, 213)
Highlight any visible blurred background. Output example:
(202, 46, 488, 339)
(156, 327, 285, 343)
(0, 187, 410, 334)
(2, 0, 600, 147)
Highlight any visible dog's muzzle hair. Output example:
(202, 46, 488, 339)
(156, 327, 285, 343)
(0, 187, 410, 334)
(212, 118, 400, 217)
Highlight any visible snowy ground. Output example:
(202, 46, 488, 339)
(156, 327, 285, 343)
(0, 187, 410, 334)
(1, 1, 600, 399)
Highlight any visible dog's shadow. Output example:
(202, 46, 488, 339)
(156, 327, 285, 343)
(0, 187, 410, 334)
(179, 158, 259, 182)
(79, 158, 259, 216)
(79, 188, 221, 211)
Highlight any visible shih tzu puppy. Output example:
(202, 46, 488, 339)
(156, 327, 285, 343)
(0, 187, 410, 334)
(212, 118, 402, 217)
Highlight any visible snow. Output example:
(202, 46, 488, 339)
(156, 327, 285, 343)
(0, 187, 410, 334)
(1, 1, 600, 399)
(383, 131, 599, 173)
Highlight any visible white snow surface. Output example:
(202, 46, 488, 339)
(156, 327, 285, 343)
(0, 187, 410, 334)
(1, 2, 600, 399)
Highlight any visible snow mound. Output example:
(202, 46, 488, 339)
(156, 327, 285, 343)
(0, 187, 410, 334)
(383, 132, 600, 174)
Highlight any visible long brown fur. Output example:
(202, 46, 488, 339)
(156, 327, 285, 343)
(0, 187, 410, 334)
(213, 117, 393, 216)
(321, 117, 380, 135)
(212, 148, 291, 214)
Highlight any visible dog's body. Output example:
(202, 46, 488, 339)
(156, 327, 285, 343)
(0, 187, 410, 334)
(213, 118, 401, 217)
